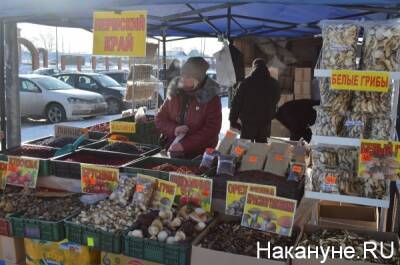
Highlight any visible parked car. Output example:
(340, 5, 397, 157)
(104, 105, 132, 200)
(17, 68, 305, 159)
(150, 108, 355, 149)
(32, 68, 61, 76)
(19, 74, 107, 123)
(99, 70, 129, 87)
(55, 72, 127, 115)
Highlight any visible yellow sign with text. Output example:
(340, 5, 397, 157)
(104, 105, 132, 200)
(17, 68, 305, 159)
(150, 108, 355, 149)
(93, 11, 147, 57)
(110, 121, 136, 134)
(330, 70, 390, 92)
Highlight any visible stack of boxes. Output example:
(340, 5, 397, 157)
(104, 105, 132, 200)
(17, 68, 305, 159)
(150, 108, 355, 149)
(294, 68, 312, 99)
(269, 67, 294, 107)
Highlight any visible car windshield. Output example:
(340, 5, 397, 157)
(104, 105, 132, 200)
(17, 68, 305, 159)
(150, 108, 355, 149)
(34, 76, 73, 90)
(93, 74, 121, 87)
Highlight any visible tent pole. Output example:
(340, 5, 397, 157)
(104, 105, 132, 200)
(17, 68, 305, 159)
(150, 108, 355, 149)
(162, 31, 167, 98)
(0, 20, 5, 152)
(4, 22, 20, 149)
(227, 6, 231, 41)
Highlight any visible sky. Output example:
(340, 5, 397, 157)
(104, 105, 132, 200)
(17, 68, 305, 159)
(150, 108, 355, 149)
(18, 23, 223, 56)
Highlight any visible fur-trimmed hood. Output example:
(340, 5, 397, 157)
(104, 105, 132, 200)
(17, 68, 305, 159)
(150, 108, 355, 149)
(167, 76, 220, 103)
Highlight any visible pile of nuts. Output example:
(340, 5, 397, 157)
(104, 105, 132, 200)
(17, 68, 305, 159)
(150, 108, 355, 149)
(128, 206, 208, 244)
(298, 229, 399, 264)
(21, 194, 84, 221)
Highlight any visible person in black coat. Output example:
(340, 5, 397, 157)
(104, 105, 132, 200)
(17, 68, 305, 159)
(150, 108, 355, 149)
(229, 58, 280, 143)
(275, 99, 320, 142)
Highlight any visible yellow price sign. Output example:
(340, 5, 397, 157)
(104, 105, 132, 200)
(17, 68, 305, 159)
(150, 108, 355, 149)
(330, 70, 390, 92)
(93, 11, 147, 57)
(110, 121, 136, 133)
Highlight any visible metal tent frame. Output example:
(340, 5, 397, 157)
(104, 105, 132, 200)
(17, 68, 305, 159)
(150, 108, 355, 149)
(0, 1, 399, 150)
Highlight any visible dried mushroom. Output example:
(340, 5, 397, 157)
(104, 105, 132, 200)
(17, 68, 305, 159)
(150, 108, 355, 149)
(127, 206, 209, 244)
(362, 21, 400, 71)
(320, 21, 359, 70)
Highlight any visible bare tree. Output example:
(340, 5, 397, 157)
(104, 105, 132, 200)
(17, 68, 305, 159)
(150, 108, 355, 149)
(33, 32, 55, 52)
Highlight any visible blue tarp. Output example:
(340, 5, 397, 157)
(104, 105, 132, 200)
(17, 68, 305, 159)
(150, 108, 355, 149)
(0, 1, 399, 37)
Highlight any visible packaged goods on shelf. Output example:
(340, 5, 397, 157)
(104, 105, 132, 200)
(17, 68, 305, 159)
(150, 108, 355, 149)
(319, 20, 360, 70)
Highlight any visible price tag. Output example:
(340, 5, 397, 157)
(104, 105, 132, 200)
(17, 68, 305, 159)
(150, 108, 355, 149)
(275, 154, 284, 161)
(87, 237, 94, 247)
(292, 165, 303, 174)
(25, 226, 40, 238)
(234, 146, 245, 156)
(81, 164, 119, 195)
(136, 184, 144, 192)
(110, 121, 136, 133)
(325, 175, 337, 185)
(5, 156, 39, 188)
(226, 131, 235, 139)
(248, 156, 258, 164)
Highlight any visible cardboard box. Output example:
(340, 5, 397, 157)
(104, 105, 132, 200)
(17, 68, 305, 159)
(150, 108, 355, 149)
(278, 76, 294, 92)
(101, 252, 162, 265)
(292, 224, 399, 265)
(24, 238, 100, 265)
(191, 215, 295, 265)
(278, 94, 293, 107)
(318, 202, 379, 231)
(239, 143, 270, 171)
(294, 93, 311, 100)
(294, 81, 311, 95)
(294, 68, 312, 82)
(0, 236, 25, 264)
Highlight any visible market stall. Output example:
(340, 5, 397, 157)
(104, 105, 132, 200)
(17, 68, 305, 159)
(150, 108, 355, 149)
(1, 1, 400, 265)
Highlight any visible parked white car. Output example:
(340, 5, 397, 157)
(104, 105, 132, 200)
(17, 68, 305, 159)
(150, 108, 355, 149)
(19, 74, 107, 123)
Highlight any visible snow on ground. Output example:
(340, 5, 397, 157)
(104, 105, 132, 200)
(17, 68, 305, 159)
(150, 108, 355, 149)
(21, 97, 231, 142)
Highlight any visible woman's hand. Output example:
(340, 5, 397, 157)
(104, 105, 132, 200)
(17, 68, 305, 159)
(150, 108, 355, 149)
(174, 125, 189, 136)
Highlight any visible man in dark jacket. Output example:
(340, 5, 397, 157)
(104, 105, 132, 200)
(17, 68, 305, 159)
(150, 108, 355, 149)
(156, 57, 222, 158)
(275, 99, 320, 142)
(229, 58, 280, 143)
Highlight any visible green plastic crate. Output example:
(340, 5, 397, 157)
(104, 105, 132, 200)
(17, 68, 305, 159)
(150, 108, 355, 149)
(122, 157, 209, 180)
(81, 139, 160, 157)
(8, 214, 66, 242)
(65, 220, 123, 253)
(124, 235, 191, 265)
(110, 116, 160, 145)
(1, 147, 53, 177)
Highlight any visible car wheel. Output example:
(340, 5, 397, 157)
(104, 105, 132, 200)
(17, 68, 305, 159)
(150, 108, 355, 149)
(46, 103, 66, 123)
(106, 99, 121, 115)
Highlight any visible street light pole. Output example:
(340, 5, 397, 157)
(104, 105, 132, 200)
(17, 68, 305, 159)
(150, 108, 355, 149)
(55, 26, 59, 70)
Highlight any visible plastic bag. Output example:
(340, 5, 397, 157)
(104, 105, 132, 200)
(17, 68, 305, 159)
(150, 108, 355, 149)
(109, 173, 136, 205)
(230, 139, 251, 159)
(200, 148, 220, 169)
(362, 19, 400, 71)
(319, 20, 360, 70)
(135, 107, 147, 124)
(217, 155, 236, 176)
(313, 106, 344, 137)
(131, 174, 156, 207)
